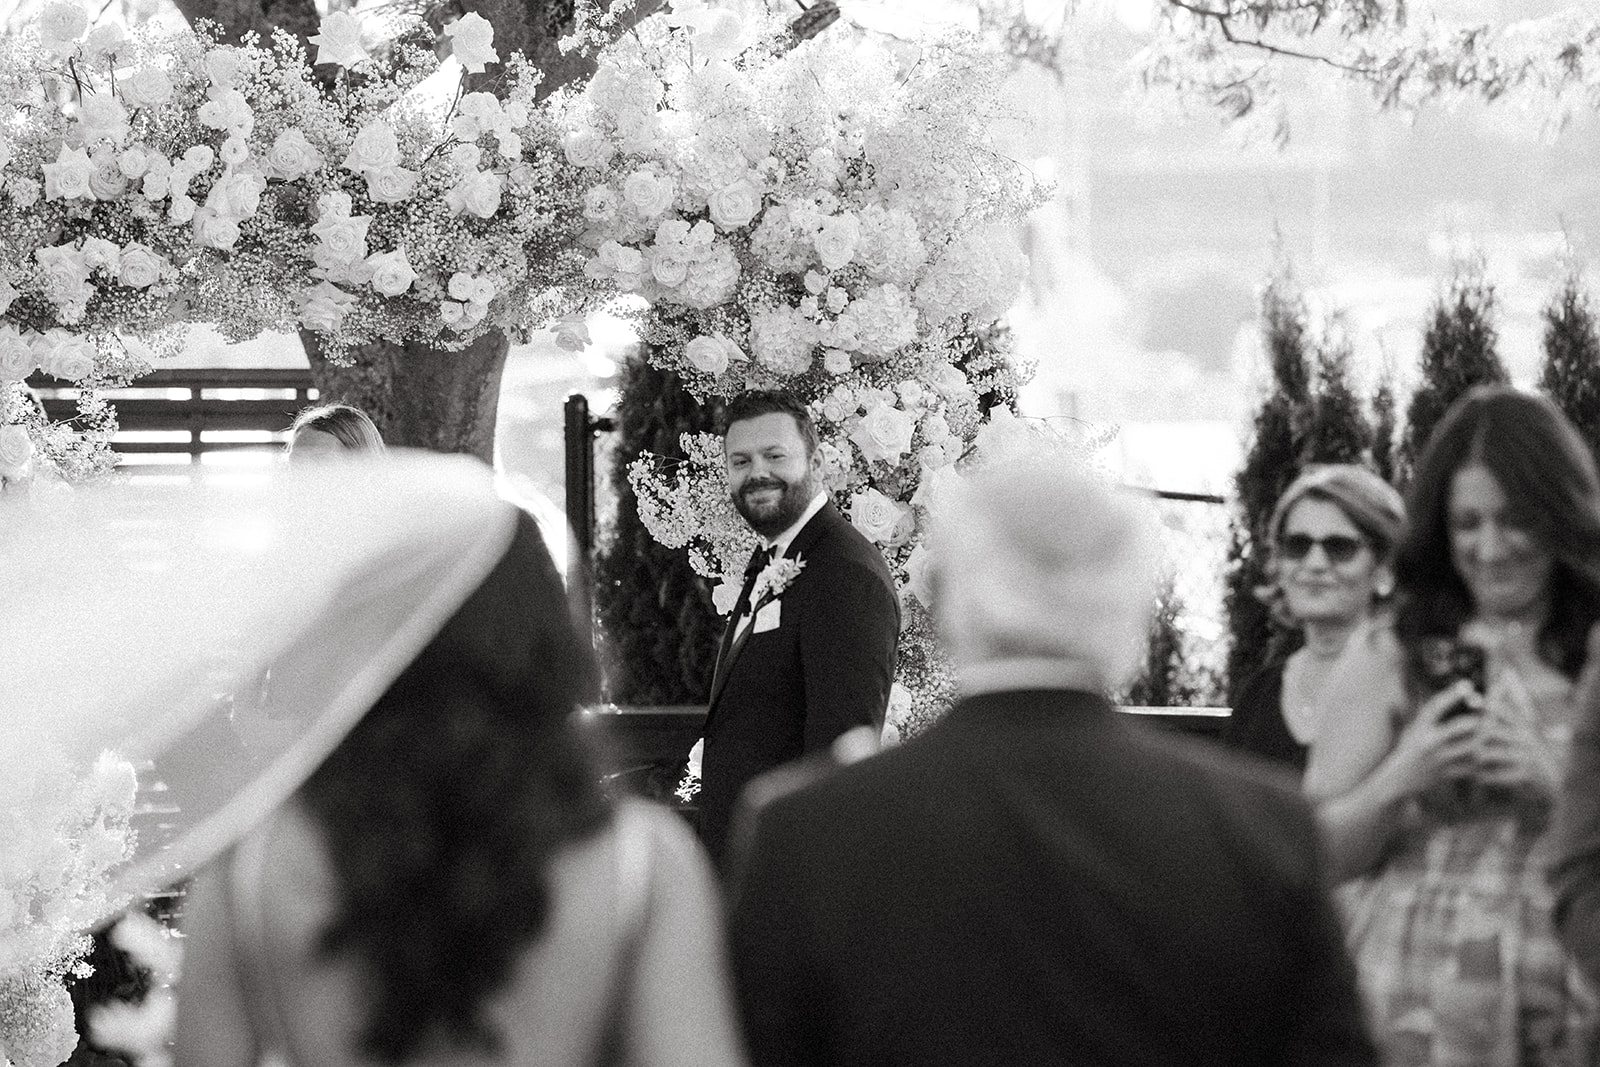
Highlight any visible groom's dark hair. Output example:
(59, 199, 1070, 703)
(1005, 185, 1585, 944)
(723, 389, 819, 457)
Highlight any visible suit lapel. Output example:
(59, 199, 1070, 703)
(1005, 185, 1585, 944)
(707, 504, 838, 710)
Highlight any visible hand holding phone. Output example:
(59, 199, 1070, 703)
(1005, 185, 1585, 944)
(1416, 639, 1487, 720)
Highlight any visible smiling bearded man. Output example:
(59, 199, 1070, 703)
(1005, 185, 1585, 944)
(694, 389, 900, 869)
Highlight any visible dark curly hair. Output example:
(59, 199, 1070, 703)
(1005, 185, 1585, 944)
(298, 512, 609, 1063)
(1396, 385, 1600, 681)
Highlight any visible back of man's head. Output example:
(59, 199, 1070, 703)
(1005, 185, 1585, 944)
(930, 455, 1158, 692)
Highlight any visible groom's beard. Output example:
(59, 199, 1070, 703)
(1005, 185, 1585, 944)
(733, 473, 816, 539)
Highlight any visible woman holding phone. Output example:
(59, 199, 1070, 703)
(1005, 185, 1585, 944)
(1304, 386, 1600, 1064)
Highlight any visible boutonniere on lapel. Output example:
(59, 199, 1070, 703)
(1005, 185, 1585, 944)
(751, 554, 805, 609)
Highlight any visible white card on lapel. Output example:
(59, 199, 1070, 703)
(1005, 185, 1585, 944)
(753, 601, 781, 633)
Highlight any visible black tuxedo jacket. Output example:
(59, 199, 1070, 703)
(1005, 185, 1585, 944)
(697, 501, 899, 866)
(727, 688, 1376, 1067)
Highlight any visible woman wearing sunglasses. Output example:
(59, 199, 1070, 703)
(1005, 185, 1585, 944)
(1305, 386, 1600, 1063)
(1224, 464, 1405, 774)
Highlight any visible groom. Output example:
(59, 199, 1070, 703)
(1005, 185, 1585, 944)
(696, 390, 900, 867)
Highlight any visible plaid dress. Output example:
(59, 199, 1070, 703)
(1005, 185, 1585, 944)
(1339, 627, 1598, 1066)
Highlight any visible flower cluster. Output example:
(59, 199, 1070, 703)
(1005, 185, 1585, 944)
(0, 3, 597, 491)
(576, 2, 1048, 736)
(1, 749, 138, 1067)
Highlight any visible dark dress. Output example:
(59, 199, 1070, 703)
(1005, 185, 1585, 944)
(1225, 659, 1309, 775)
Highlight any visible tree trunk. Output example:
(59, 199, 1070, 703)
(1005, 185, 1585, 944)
(298, 330, 510, 462)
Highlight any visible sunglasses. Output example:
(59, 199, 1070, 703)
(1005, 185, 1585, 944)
(1277, 533, 1366, 565)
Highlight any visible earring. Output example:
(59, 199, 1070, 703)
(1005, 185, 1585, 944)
(1374, 576, 1395, 599)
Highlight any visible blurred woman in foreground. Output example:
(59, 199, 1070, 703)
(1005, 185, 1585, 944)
(1305, 385, 1600, 1064)
(171, 466, 745, 1067)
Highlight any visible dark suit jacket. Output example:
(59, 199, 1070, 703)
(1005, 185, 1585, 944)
(726, 688, 1376, 1067)
(697, 501, 899, 866)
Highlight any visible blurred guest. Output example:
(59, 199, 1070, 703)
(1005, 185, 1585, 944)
(1551, 628, 1600, 989)
(175, 485, 745, 1066)
(727, 454, 1375, 1067)
(1226, 465, 1405, 774)
(285, 403, 385, 462)
(1305, 386, 1600, 1064)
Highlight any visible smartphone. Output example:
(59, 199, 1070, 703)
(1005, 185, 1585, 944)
(1415, 638, 1487, 718)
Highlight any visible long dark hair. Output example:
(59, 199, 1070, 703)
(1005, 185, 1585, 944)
(298, 512, 608, 1062)
(1396, 385, 1600, 679)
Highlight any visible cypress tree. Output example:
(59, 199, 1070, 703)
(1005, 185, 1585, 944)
(1120, 577, 1195, 708)
(1398, 267, 1508, 482)
(1225, 272, 1313, 709)
(1370, 364, 1399, 486)
(1224, 268, 1375, 707)
(1539, 270, 1600, 470)
(1305, 327, 1371, 466)
(592, 355, 725, 705)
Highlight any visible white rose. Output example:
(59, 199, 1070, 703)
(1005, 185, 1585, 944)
(204, 171, 264, 220)
(42, 145, 92, 200)
(823, 347, 852, 375)
(450, 143, 482, 173)
(622, 170, 674, 218)
(445, 170, 502, 219)
(342, 122, 400, 175)
(583, 185, 619, 222)
(297, 282, 354, 332)
(218, 136, 249, 167)
(365, 248, 417, 297)
(309, 11, 369, 67)
(117, 144, 154, 179)
(552, 315, 590, 352)
(120, 66, 173, 108)
(708, 178, 761, 230)
(192, 207, 241, 250)
(183, 144, 215, 171)
(82, 22, 126, 59)
(445, 12, 498, 72)
(168, 193, 197, 223)
(814, 213, 861, 271)
(311, 212, 370, 264)
(849, 402, 916, 465)
(684, 335, 730, 375)
(365, 165, 417, 205)
(117, 243, 165, 288)
(0, 425, 34, 474)
(204, 49, 243, 88)
(651, 249, 688, 287)
(692, 8, 747, 60)
(88, 153, 128, 199)
(0, 327, 36, 381)
(38, 3, 88, 57)
(47, 336, 97, 381)
(495, 131, 522, 160)
(850, 488, 912, 546)
(80, 237, 118, 272)
(263, 128, 323, 182)
(196, 88, 253, 135)
(35, 246, 90, 302)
